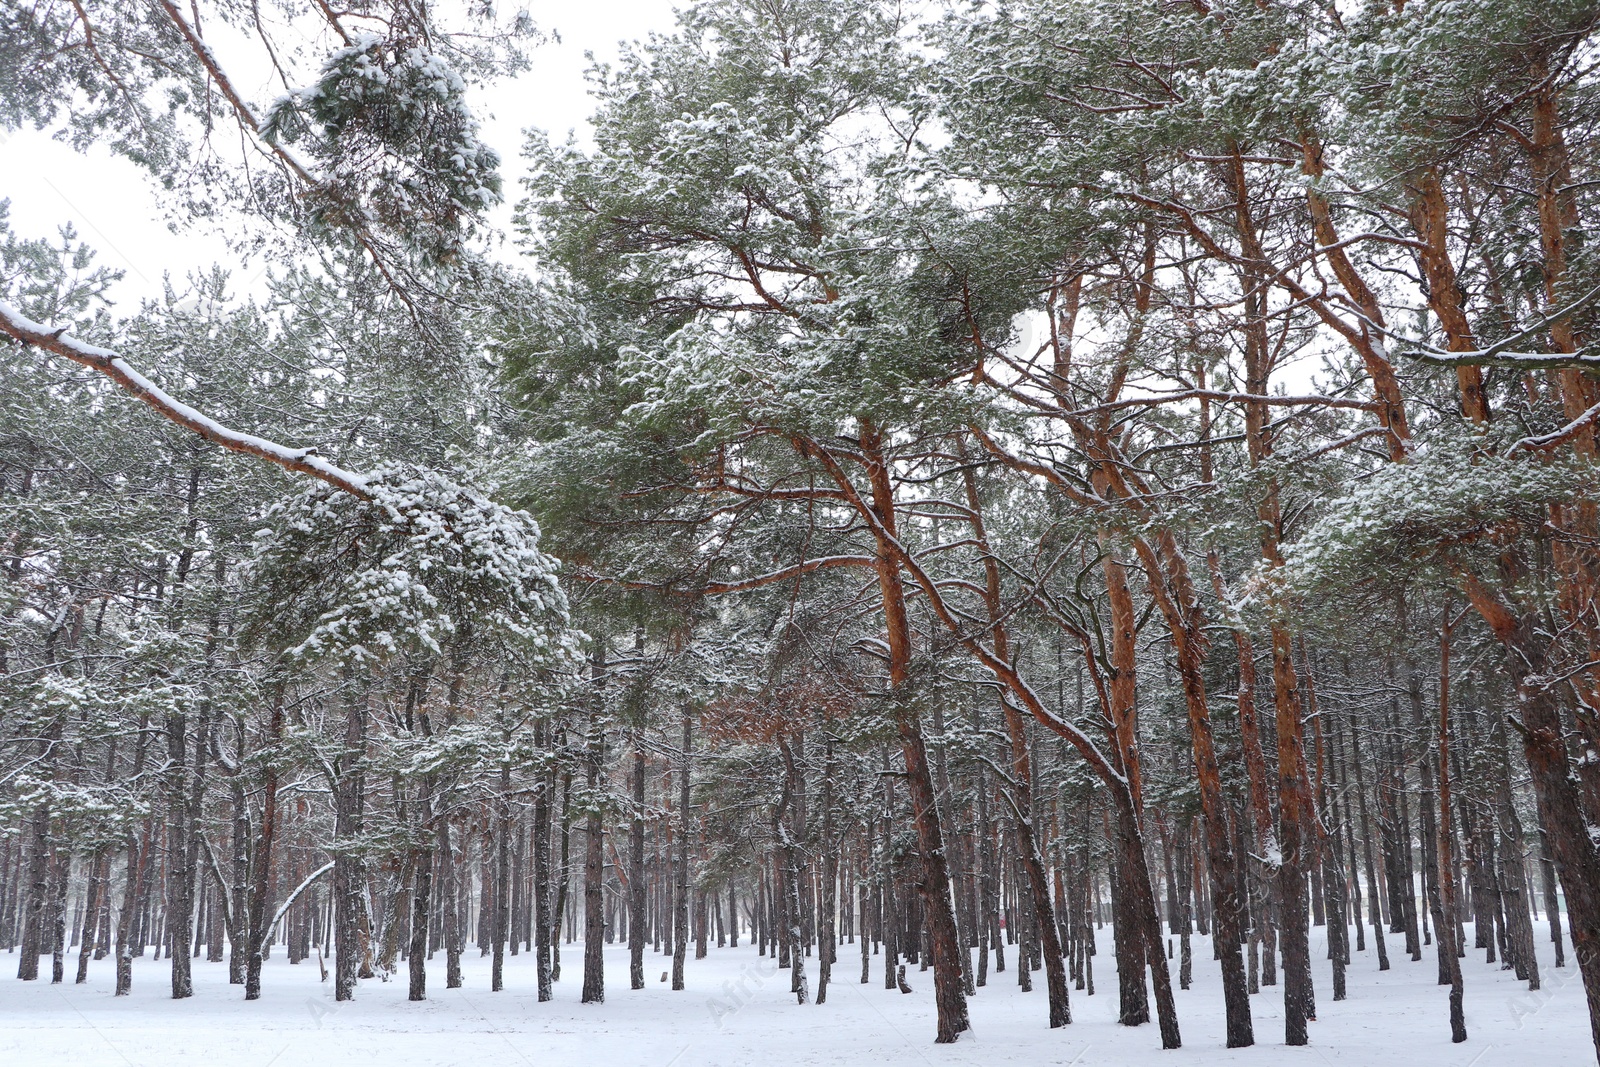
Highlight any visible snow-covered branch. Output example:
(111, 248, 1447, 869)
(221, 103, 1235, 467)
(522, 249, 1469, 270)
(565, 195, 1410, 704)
(1515, 398, 1600, 452)
(263, 861, 335, 945)
(1395, 281, 1600, 371)
(0, 301, 372, 498)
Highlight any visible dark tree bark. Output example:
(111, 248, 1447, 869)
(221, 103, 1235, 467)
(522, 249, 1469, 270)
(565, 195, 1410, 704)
(1437, 609, 1467, 1043)
(75, 849, 107, 984)
(776, 736, 808, 1004)
(817, 733, 838, 1005)
(1270, 625, 1316, 1045)
(1134, 530, 1251, 1046)
(114, 826, 150, 996)
(15, 696, 63, 984)
(859, 424, 969, 1044)
(493, 755, 511, 993)
(629, 725, 648, 990)
(225, 767, 249, 985)
(533, 715, 553, 999)
(438, 816, 463, 989)
(1463, 577, 1600, 1061)
(166, 703, 194, 999)
(334, 679, 367, 1002)
(1539, 830, 1567, 968)
(407, 671, 437, 1003)
(672, 707, 691, 991)
(245, 686, 285, 1001)
(1347, 705, 1391, 970)
(581, 672, 606, 1004)
(15, 801, 48, 981)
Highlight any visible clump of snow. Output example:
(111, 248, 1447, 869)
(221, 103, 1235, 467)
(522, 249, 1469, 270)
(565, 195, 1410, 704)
(248, 464, 576, 666)
(260, 32, 501, 263)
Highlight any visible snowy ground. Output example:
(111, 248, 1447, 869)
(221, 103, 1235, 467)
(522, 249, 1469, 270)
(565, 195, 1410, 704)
(0, 924, 1589, 1067)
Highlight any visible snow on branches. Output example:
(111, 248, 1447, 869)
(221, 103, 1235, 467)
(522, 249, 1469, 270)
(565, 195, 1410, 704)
(1274, 439, 1596, 600)
(249, 465, 575, 667)
(262, 32, 501, 265)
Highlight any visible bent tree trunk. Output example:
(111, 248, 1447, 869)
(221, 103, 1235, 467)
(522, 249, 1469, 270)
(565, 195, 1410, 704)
(960, 461, 1069, 1027)
(1110, 795, 1182, 1050)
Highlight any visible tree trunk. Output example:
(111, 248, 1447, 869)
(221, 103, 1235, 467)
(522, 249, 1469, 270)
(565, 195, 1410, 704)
(166, 705, 194, 998)
(581, 699, 606, 1004)
(245, 687, 285, 1001)
(672, 708, 691, 991)
(1437, 609, 1467, 1043)
(334, 680, 367, 1002)
(114, 827, 150, 996)
(862, 424, 969, 1043)
(630, 727, 648, 990)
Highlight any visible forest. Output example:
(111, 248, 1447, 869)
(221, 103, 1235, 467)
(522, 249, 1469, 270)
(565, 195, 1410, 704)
(2, 0, 1600, 1063)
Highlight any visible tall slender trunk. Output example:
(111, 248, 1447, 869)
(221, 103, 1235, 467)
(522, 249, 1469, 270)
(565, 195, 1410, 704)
(245, 686, 285, 1000)
(1303, 649, 1349, 1002)
(959, 460, 1070, 1027)
(408, 825, 433, 1000)
(1437, 606, 1467, 1042)
(334, 678, 367, 1002)
(438, 816, 462, 989)
(1134, 532, 1251, 1046)
(860, 424, 970, 1043)
(581, 657, 606, 1004)
(629, 726, 648, 990)
(672, 707, 691, 991)
(493, 760, 511, 992)
(777, 736, 809, 1004)
(15, 800, 49, 981)
(75, 849, 106, 983)
(1347, 707, 1390, 970)
(533, 717, 553, 999)
(114, 826, 150, 995)
(817, 734, 837, 1004)
(227, 774, 249, 984)
(16, 700, 63, 982)
(167, 704, 194, 998)
(1538, 830, 1566, 968)
(1101, 547, 1152, 1029)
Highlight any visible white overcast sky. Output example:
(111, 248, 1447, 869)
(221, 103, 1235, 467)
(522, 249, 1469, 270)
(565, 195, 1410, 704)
(0, 1, 682, 308)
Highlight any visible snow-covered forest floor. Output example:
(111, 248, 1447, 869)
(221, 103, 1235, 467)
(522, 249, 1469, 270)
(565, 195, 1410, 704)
(1, 924, 1584, 1067)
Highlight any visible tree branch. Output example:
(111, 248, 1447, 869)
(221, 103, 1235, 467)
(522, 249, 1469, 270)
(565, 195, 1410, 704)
(1, 301, 371, 497)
